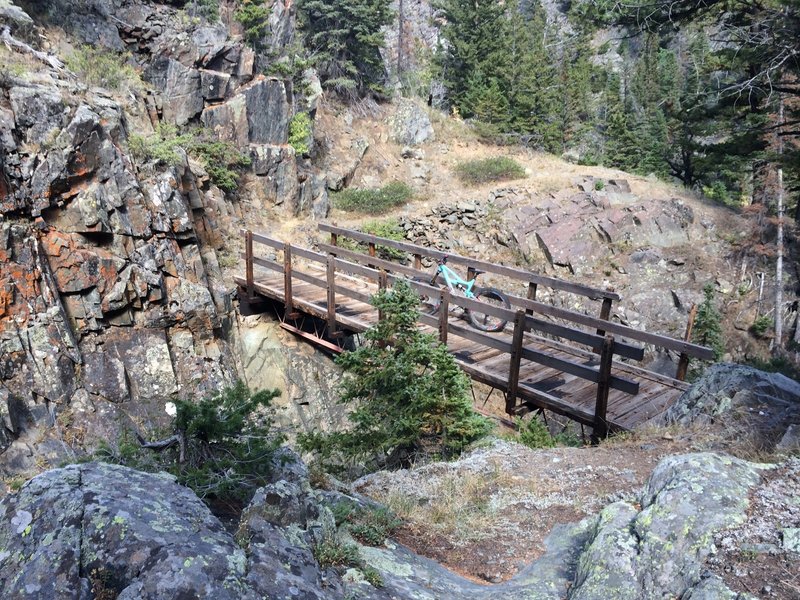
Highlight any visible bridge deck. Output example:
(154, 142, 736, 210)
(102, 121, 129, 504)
(236, 268, 690, 432)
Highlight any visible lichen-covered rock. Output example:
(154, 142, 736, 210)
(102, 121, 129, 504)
(571, 453, 765, 600)
(665, 363, 800, 453)
(0, 462, 254, 599)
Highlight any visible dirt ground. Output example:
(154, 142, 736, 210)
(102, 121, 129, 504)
(355, 433, 685, 583)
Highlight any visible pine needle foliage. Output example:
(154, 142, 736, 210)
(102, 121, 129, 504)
(693, 283, 724, 361)
(298, 281, 491, 471)
(297, 0, 393, 100)
(234, 0, 271, 49)
(98, 382, 284, 504)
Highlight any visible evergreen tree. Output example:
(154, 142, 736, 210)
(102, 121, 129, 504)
(298, 281, 491, 470)
(434, 0, 510, 116)
(298, 0, 393, 100)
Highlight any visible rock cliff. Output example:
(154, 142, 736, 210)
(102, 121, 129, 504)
(0, 0, 340, 477)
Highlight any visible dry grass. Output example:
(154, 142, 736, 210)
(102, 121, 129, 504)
(377, 462, 519, 544)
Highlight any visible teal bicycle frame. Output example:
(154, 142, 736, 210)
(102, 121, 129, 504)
(429, 258, 478, 297)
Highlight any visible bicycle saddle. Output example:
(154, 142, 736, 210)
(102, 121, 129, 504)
(472, 269, 486, 276)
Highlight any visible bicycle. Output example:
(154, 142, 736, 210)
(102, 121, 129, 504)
(412, 256, 511, 332)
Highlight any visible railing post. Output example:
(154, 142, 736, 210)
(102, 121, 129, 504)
(438, 287, 450, 344)
(326, 255, 337, 338)
(330, 232, 338, 247)
(506, 310, 527, 415)
(283, 242, 294, 320)
(467, 266, 476, 282)
(592, 334, 614, 443)
(676, 303, 698, 381)
(526, 282, 538, 313)
(413, 253, 422, 271)
(245, 230, 254, 301)
(524, 282, 538, 331)
(595, 297, 613, 337)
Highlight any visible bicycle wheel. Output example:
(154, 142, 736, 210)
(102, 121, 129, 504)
(411, 277, 441, 315)
(468, 287, 511, 332)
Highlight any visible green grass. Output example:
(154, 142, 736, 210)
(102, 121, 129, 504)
(333, 181, 413, 214)
(454, 156, 526, 186)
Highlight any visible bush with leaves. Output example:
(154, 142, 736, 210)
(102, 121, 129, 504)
(288, 112, 313, 155)
(339, 219, 406, 261)
(332, 181, 413, 214)
(97, 382, 283, 504)
(454, 157, 526, 186)
(129, 125, 251, 192)
(299, 281, 491, 471)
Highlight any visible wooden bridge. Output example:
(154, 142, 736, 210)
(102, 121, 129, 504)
(236, 224, 713, 438)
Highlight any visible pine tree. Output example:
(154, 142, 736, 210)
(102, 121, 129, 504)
(298, 0, 393, 100)
(298, 281, 491, 470)
(434, 0, 511, 116)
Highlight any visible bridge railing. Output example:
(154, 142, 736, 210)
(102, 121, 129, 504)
(317, 223, 714, 380)
(241, 228, 715, 438)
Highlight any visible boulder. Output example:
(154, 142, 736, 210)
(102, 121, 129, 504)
(388, 99, 434, 145)
(0, 462, 254, 599)
(664, 363, 800, 453)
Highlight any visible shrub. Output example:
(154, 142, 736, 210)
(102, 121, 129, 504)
(298, 280, 491, 471)
(288, 112, 312, 156)
(693, 283, 724, 361)
(129, 125, 251, 191)
(187, 0, 219, 22)
(331, 501, 401, 546)
(749, 314, 771, 338)
(312, 536, 384, 587)
(339, 219, 406, 261)
(66, 46, 141, 92)
(96, 382, 283, 504)
(516, 415, 555, 449)
(332, 181, 413, 214)
(235, 0, 270, 48)
(454, 157, 526, 185)
(313, 537, 361, 568)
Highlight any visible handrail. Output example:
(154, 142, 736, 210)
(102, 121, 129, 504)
(315, 225, 713, 362)
(319, 223, 621, 302)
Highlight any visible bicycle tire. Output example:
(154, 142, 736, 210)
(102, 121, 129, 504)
(411, 277, 441, 315)
(468, 287, 510, 332)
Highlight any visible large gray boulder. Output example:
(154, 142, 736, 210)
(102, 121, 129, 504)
(665, 363, 800, 453)
(0, 462, 254, 599)
(388, 99, 434, 146)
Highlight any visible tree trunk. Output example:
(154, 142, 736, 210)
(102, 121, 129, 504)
(773, 96, 784, 352)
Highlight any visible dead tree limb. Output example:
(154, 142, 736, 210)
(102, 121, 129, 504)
(1, 26, 64, 71)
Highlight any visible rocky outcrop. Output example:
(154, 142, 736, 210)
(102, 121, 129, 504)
(1, 449, 785, 600)
(665, 363, 800, 454)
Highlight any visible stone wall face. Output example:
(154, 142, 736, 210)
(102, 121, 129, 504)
(0, 0, 337, 475)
